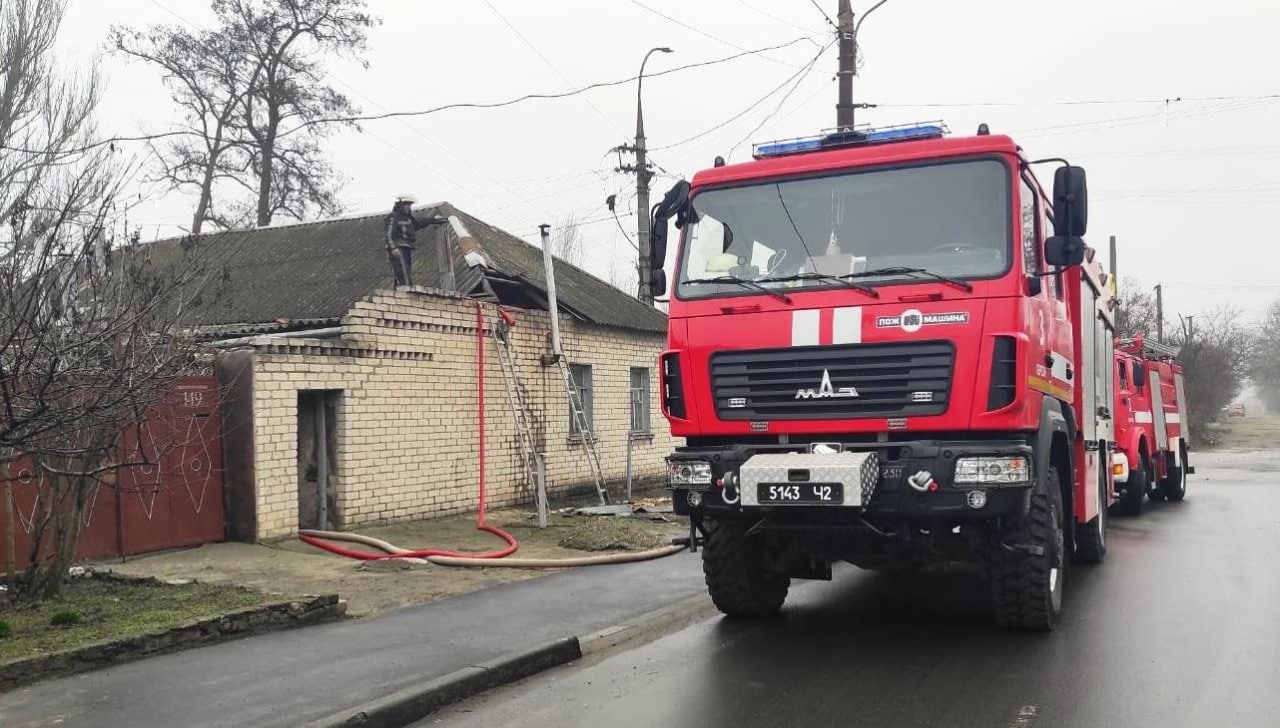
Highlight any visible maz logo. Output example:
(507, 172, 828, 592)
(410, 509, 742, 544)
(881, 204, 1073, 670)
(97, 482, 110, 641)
(795, 369, 859, 400)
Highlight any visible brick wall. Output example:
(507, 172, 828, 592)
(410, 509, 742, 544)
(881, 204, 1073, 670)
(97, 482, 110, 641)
(245, 288, 674, 540)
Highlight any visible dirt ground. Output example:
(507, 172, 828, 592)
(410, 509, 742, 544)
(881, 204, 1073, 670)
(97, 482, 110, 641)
(1204, 414, 1280, 451)
(104, 502, 686, 617)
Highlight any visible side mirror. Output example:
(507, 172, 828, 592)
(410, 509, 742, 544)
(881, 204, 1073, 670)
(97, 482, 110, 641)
(649, 181, 691, 298)
(1045, 235, 1085, 266)
(1133, 362, 1147, 389)
(1052, 165, 1088, 237)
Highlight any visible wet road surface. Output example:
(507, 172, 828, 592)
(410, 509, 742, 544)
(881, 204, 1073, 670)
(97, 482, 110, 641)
(430, 450, 1280, 728)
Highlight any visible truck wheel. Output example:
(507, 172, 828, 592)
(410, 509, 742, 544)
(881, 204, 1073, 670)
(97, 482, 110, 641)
(1117, 457, 1147, 517)
(1075, 475, 1107, 564)
(991, 468, 1065, 631)
(701, 519, 789, 618)
(1159, 447, 1187, 501)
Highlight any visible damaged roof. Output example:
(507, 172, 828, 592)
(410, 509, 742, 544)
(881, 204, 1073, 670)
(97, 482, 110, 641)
(146, 203, 666, 334)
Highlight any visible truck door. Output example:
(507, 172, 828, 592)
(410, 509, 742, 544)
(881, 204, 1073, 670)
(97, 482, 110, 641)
(1022, 176, 1072, 400)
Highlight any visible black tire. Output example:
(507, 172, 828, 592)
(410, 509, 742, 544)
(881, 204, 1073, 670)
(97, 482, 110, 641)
(1160, 446, 1188, 501)
(991, 468, 1066, 631)
(701, 520, 790, 618)
(1117, 456, 1148, 517)
(1075, 474, 1107, 564)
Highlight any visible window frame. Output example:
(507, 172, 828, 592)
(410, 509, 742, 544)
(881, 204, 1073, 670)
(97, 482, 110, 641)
(1019, 175, 1041, 279)
(568, 363, 594, 439)
(672, 154, 1016, 302)
(629, 366, 651, 436)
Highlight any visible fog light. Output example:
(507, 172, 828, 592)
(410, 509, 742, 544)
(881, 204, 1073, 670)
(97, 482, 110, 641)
(966, 490, 987, 509)
(687, 490, 703, 508)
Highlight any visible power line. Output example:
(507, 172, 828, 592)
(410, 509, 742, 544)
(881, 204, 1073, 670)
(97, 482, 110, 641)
(808, 0, 838, 28)
(480, 0, 627, 138)
(736, 0, 824, 34)
(0, 37, 816, 157)
(627, 0, 820, 70)
(875, 93, 1280, 108)
(727, 40, 833, 158)
(652, 41, 834, 153)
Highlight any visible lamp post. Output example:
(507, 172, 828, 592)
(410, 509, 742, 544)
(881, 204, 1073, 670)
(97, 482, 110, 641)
(635, 46, 673, 304)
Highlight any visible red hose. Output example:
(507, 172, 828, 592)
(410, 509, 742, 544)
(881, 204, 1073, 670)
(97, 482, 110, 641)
(298, 302, 520, 561)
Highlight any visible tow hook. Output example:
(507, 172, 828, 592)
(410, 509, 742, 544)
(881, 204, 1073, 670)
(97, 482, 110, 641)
(680, 518, 707, 553)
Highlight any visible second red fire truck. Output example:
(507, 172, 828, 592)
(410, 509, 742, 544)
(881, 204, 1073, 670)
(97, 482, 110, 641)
(650, 122, 1117, 630)
(1111, 334, 1192, 515)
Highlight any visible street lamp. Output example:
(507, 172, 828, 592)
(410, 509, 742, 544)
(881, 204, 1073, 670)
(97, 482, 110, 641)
(635, 46, 673, 304)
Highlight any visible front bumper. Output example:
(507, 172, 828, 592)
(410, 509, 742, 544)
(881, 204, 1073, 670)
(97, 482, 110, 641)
(670, 438, 1033, 521)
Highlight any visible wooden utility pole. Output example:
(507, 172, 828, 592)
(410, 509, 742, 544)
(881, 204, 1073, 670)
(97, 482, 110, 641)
(1155, 283, 1164, 342)
(836, 0, 856, 129)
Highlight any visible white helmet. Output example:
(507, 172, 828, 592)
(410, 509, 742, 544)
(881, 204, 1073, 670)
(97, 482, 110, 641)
(394, 193, 417, 205)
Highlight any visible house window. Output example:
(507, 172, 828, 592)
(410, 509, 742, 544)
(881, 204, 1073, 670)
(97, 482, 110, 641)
(568, 363, 593, 437)
(629, 367, 651, 435)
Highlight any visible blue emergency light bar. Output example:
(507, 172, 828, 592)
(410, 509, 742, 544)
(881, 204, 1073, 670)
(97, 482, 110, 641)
(752, 121, 948, 160)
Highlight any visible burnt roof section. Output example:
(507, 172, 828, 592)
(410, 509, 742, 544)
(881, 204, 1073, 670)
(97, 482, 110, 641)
(146, 203, 666, 334)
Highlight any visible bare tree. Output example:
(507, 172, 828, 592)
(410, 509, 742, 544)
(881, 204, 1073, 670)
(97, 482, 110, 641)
(1170, 305, 1254, 445)
(112, 25, 264, 234)
(554, 212, 585, 267)
(2, 0, 219, 600)
(217, 0, 375, 227)
(1251, 297, 1280, 411)
(1114, 277, 1161, 341)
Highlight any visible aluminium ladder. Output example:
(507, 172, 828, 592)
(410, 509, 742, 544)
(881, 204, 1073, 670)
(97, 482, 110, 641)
(555, 353, 610, 505)
(489, 315, 547, 520)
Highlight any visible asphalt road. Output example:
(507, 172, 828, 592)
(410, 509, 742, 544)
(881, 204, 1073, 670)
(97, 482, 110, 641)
(431, 449, 1280, 728)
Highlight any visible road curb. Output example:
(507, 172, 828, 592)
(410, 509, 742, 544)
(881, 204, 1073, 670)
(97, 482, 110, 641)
(307, 637, 582, 728)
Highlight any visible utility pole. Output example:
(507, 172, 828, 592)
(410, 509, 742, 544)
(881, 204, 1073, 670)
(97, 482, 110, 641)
(619, 47, 673, 305)
(836, 0, 855, 129)
(1155, 283, 1164, 343)
(1109, 235, 1117, 291)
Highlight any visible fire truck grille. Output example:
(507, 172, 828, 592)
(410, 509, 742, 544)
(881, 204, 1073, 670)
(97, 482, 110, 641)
(710, 341, 955, 420)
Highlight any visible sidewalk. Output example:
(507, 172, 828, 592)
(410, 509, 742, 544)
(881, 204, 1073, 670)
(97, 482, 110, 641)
(0, 555, 707, 728)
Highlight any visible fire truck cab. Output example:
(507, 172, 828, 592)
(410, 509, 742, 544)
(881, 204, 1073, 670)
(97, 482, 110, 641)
(649, 123, 1117, 630)
(1111, 335, 1191, 515)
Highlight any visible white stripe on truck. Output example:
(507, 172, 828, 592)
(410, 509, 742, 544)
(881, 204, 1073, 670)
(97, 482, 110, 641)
(791, 309, 820, 347)
(832, 307, 862, 344)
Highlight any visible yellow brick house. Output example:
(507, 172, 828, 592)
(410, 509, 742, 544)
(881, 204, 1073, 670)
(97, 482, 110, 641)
(168, 204, 672, 541)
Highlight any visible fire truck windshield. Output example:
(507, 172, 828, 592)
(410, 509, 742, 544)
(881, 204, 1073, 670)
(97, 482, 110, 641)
(676, 158, 1011, 299)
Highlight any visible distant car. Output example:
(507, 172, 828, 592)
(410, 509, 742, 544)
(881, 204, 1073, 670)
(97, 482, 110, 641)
(1227, 403, 1246, 418)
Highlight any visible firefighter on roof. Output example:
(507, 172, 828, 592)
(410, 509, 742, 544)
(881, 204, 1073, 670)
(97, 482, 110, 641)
(384, 196, 443, 287)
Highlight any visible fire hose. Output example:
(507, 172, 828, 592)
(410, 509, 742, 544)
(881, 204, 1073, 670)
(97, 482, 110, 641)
(297, 302, 686, 568)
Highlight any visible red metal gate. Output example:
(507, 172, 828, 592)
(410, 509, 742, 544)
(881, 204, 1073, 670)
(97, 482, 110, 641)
(1, 377, 224, 570)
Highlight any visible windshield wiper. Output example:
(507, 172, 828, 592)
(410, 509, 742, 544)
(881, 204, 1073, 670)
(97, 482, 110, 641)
(758, 272, 880, 298)
(682, 276, 793, 304)
(849, 266, 974, 292)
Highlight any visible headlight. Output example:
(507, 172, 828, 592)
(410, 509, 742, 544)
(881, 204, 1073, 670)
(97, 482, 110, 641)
(667, 459, 713, 487)
(953, 456, 1030, 485)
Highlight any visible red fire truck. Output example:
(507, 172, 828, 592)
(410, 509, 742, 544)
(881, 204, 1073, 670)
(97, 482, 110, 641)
(1111, 334, 1191, 515)
(649, 123, 1117, 630)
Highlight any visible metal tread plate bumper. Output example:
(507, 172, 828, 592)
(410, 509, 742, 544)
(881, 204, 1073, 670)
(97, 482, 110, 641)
(739, 451, 879, 507)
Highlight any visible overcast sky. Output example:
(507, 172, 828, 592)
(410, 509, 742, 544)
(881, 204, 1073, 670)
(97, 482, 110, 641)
(58, 0, 1280, 320)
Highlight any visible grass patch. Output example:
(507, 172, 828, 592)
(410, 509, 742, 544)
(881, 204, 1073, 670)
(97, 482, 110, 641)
(49, 609, 81, 626)
(0, 578, 268, 663)
(557, 517, 670, 552)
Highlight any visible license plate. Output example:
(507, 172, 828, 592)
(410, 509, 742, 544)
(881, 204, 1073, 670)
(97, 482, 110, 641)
(757, 483, 843, 505)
